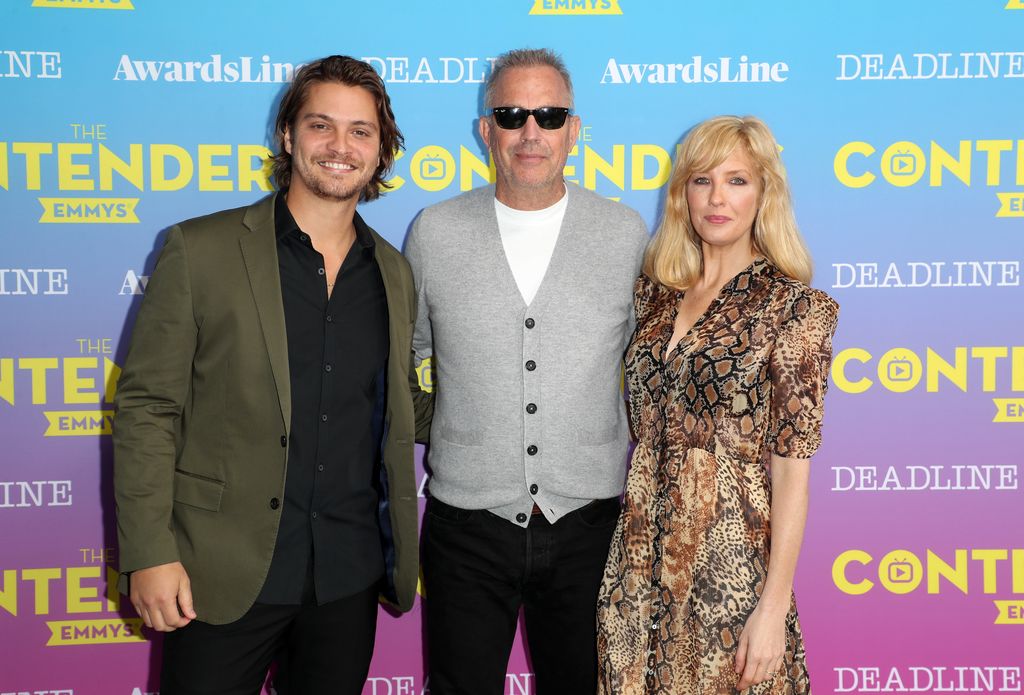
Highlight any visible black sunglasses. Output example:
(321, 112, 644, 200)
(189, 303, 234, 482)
(490, 106, 571, 130)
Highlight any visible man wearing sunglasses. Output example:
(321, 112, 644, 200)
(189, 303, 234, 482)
(406, 48, 649, 694)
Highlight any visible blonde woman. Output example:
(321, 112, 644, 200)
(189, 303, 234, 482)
(597, 116, 838, 694)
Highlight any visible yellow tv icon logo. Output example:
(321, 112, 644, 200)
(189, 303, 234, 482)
(419, 158, 446, 180)
(885, 356, 915, 382)
(887, 560, 915, 583)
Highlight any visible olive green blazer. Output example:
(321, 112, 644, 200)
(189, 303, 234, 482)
(113, 193, 430, 624)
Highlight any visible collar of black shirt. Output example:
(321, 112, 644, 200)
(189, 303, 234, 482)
(273, 189, 376, 259)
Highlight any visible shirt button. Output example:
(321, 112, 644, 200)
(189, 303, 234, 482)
(525, 317, 535, 329)
(529, 483, 538, 494)
(269, 497, 280, 510)
(312, 511, 318, 520)
(280, 435, 287, 448)
(318, 464, 325, 472)
(321, 414, 328, 422)
(516, 513, 527, 523)
(317, 267, 325, 275)
(324, 364, 332, 372)
(326, 315, 333, 322)
(527, 445, 538, 456)
(526, 403, 537, 414)
(525, 360, 536, 371)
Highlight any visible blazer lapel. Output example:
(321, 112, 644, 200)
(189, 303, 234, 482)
(239, 193, 291, 430)
(373, 230, 409, 335)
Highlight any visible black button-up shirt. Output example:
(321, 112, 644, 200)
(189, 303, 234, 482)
(257, 192, 389, 605)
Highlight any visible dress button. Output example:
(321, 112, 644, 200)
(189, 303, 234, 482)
(325, 364, 332, 372)
(299, 233, 308, 242)
(312, 511, 318, 520)
(525, 317, 535, 329)
(516, 513, 527, 523)
(280, 435, 287, 448)
(318, 267, 325, 275)
(527, 445, 538, 456)
(269, 497, 280, 510)
(321, 414, 328, 422)
(326, 315, 333, 322)
(525, 360, 536, 371)
(318, 464, 324, 472)
(526, 403, 537, 414)
(529, 484, 538, 494)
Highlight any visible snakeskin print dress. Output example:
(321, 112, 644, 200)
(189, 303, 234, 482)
(597, 259, 838, 695)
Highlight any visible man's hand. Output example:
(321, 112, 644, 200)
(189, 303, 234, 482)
(129, 561, 197, 632)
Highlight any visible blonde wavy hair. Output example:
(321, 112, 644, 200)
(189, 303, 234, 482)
(644, 115, 812, 289)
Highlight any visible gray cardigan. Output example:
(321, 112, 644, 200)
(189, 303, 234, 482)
(406, 183, 649, 526)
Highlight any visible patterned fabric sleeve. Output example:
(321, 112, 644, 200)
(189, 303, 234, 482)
(632, 273, 658, 326)
(626, 274, 659, 439)
(769, 287, 840, 459)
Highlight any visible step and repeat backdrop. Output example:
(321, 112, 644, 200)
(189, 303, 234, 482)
(2, 1, 1022, 693)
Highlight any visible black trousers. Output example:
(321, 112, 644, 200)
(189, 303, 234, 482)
(423, 497, 621, 695)
(159, 581, 380, 695)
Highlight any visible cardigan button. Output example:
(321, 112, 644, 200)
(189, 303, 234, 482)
(525, 360, 536, 371)
(280, 435, 287, 448)
(269, 497, 280, 510)
(527, 445, 538, 456)
(516, 513, 528, 523)
(526, 403, 537, 414)
(525, 317, 535, 329)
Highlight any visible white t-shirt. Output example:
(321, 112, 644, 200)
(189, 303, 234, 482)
(494, 189, 568, 305)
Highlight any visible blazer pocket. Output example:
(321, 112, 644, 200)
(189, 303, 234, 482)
(173, 469, 225, 512)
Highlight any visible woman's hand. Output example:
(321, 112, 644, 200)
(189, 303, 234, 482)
(731, 454, 811, 689)
(735, 602, 787, 690)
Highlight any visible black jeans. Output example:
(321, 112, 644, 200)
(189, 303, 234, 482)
(423, 497, 621, 695)
(160, 581, 380, 695)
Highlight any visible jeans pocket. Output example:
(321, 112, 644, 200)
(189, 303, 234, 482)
(427, 498, 477, 524)
(575, 497, 621, 528)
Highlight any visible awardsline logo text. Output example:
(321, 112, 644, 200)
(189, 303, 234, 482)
(601, 56, 788, 84)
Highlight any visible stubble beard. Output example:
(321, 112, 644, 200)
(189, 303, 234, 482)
(293, 155, 373, 202)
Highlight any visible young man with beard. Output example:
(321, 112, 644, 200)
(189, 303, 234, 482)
(113, 55, 429, 694)
(406, 48, 649, 694)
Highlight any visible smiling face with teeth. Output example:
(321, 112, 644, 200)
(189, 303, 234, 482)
(284, 81, 381, 202)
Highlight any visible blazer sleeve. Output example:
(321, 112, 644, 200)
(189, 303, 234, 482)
(113, 225, 198, 576)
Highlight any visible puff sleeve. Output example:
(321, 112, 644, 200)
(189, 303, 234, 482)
(768, 288, 839, 459)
